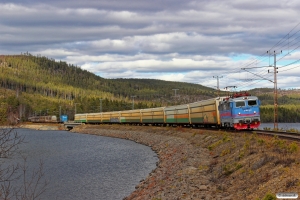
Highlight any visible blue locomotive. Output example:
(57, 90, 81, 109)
(219, 92, 260, 130)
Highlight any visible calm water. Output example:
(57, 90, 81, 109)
(259, 123, 300, 131)
(5, 129, 158, 200)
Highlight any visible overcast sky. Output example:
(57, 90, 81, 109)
(1, 0, 300, 91)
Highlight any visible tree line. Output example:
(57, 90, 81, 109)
(0, 54, 220, 123)
(260, 105, 300, 123)
(1, 54, 300, 124)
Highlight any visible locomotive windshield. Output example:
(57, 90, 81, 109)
(248, 100, 257, 106)
(235, 100, 257, 107)
(235, 101, 245, 107)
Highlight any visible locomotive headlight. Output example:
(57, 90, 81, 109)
(238, 112, 241, 115)
(254, 111, 256, 114)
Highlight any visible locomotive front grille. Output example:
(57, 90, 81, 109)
(239, 119, 252, 124)
(238, 118, 260, 124)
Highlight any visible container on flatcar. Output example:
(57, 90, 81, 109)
(50, 115, 58, 122)
(164, 104, 189, 124)
(120, 110, 140, 123)
(74, 113, 87, 123)
(60, 115, 68, 123)
(140, 107, 164, 124)
(189, 98, 224, 127)
(28, 115, 57, 123)
(86, 113, 102, 123)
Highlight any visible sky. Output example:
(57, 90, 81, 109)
(1, 0, 300, 92)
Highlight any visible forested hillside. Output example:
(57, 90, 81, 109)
(1, 53, 300, 124)
(0, 54, 217, 124)
(251, 88, 300, 123)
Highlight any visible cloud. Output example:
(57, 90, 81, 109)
(1, 0, 300, 90)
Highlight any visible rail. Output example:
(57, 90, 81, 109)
(253, 130, 300, 141)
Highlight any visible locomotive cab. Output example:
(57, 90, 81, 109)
(219, 92, 261, 130)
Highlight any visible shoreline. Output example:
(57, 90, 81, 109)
(15, 123, 300, 199)
(16, 123, 66, 131)
(71, 125, 232, 200)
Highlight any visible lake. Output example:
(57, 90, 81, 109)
(259, 123, 300, 131)
(3, 128, 158, 200)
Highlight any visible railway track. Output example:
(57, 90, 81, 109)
(253, 129, 300, 141)
(66, 121, 300, 142)
(187, 125, 300, 141)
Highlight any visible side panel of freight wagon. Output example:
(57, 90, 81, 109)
(189, 99, 218, 124)
(120, 110, 141, 123)
(141, 107, 164, 123)
(165, 104, 189, 124)
(86, 113, 102, 123)
(74, 114, 87, 123)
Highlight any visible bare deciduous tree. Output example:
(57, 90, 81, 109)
(0, 128, 48, 200)
(0, 128, 24, 158)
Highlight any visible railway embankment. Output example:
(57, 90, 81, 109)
(71, 124, 300, 200)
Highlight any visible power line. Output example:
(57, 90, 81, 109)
(236, 22, 300, 91)
(201, 23, 300, 92)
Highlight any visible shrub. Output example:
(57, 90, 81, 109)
(220, 148, 230, 156)
(235, 163, 243, 170)
(273, 137, 286, 149)
(288, 142, 298, 154)
(208, 140, 222, 151)
(261, 192, 276, 200)
(222, 134, 231, 142)
(222, 165, 233, 176)
(257, 138, 265, 145)
(238, 151, 244, 159)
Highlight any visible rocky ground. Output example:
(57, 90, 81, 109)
(68, 124, 300, 200)
(17, 123, 300, 199)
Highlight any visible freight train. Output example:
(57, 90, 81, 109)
(28, 115, 58, 123)
(74, 92, 261, 130)
(28, 115, 68, 123)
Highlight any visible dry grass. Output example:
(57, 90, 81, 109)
(139, 126, 300, 199)
(194, 130, 300, 199)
